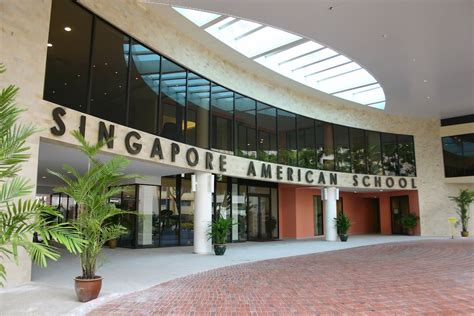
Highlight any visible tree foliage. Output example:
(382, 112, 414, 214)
(0, 64, 85, 287)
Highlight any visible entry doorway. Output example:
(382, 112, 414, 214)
(390, 195, 410, 234)
(247, 194, 274, 241)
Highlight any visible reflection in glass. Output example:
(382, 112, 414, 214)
(186, 72, 210, 148)
(159, 58, 186, 142)
(129, 41, 160, 134)
(159, 176, 179, 246)
(180, 176, 195, 245)
(398, 135, 416, 176)
(277, 109, 297, 166)
(315, 121, 334, 170)
(211, 84, 234, 154)
(257, 103, 277, 162)
(237, 185, 247, 241)
(116, 185, 137, 248)
(44, 0, 92, 112)
(215, 177, 232, 241)
(334, 125, 351, 172)
(350, 128, 367, 174)
(381, 133, 398, 176)
(89, 19, 129, 125)
(297, 115, 316, 168)
(235, 95, 256, 158)
(136, 185, 160, 246)
(366, 131, 382, 175)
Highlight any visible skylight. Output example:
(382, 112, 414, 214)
(173, 7, 386, 109)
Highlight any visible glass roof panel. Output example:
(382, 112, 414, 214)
(334, 84, 385, 105)
(316, 68, 377, 94)
(260, 41, 323, 65)
(174, 7, 221, 27)
(282, 48, 337, 72)
(173, 6, 385, 109)
(307, 62, 361, 83)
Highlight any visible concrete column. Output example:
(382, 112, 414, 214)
(193, 172, 213, 254)
(324, 187, 338, 241)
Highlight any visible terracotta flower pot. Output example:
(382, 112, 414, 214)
(461, 231, 469, 237)
(108, 239, 117, 249)
(74, 276, 103, 302)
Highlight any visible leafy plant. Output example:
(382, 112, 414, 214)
(400, 213, 419, 230)
(49, 130, 135, 279)
(449, 189, 474, 233)
(207, 214, 235, 245)
(334, 212, 351, 235)
(0, 64, 85, 286)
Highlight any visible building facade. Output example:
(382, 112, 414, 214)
(1, 0, 473, 287)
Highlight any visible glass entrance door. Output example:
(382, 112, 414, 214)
(391, 195, 409, 234)
(247, 194, 272, 241)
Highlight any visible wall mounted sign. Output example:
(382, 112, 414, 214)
(49, 107, 417, 190)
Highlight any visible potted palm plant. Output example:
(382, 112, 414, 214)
(449, 189, 474, 237)
(49, 130, 135, 302)
(334, 212, 352, 242)
(400, 213, 419, 235)
(207, 214, 235, 255)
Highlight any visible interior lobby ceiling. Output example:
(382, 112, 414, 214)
(145, 0, 474, 120)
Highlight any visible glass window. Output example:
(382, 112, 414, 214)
(277, 109, 297, 166)
(186, 72, 210, 148)
(236, 184, 247, 241)
(315, 121, 334, 170)
(159, 176, 179, 246)
(235, 95, 256, 158)
(211, 84, 234, 154)
(398, 135, 416, 176)
(136, 185, 160, 247)
(333, 125, 351, 172)
(180, 176, 195, 245)
(214, 177, 232, 241)
(159, 58, 186, 142)
(366, 131, 382, 175)
(297, 115, 316, 168)
(257, 103, 277, 163)
(89, 19, 129, 125)
(116, 185, 137, 248)
(381, 133, 398, 176)
(44, 0, 93, 112)
(442, 134, 474, 177)
(128, 40, 160, 134)
(350, 128, 367, 174)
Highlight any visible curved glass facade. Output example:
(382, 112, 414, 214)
(43, 0, 416, 177)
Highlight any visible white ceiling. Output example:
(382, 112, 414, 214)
(37, 140, 190, 189)
(147, 0, 473, 119)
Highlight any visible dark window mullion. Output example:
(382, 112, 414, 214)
(85, 16, 96, 114)
(125, 37, 132, 126)
(156, 56, 163, 135)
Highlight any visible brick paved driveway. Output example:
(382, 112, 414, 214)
(89, 240, 474, 315)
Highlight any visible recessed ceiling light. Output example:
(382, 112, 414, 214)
(423, 79, 428, 83)
(64, 26, 72, 32)
(412, 58, 416, 62)
(382, 34, 388, 38)
(47, 43, 53, 47)
(426, 96, 431, 100)
(379, 189, 383, 192)
(41, 176, 47, 179)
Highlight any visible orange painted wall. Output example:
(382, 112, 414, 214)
(278, 184, 421, 239)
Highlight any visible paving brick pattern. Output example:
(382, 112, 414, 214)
(89, 240, 474, 315)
